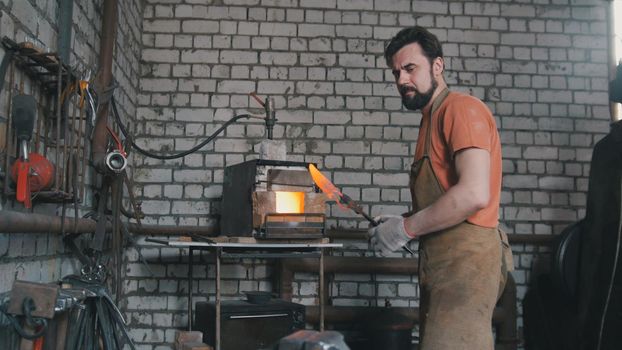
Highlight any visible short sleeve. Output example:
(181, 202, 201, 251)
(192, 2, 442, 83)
(440, 96, 495, 156)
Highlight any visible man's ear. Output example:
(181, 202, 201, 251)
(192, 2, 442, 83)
(433, 57, 444, 77)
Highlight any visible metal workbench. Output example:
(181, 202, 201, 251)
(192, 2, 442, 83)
(148, 237, 342, 350)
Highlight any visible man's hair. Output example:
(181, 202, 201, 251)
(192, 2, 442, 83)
(384, 26, 444, 67)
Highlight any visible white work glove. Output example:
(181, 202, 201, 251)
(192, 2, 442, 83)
(368, 215, 412, 256)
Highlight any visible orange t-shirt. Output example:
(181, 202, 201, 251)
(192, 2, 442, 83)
(414, 91, 502, 228)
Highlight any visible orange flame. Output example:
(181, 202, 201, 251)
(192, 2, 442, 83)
(275, 191, 304, 213)
(308, 164, 348, 210)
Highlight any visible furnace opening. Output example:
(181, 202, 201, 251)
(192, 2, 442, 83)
(275, 191, 304, 213)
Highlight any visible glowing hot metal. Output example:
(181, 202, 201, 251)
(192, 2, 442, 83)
(308, 164, 415, 255)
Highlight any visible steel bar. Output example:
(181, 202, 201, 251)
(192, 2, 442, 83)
(54, 59, 61, 191)
(220, 252, 320, 259)
(188, 247, 193, 331)
(58, 0, 73, 64)
(215, 247, 221, 350)
(69, 87, 79, 199)
(128, 223, 217, 236)
(60, 73, 71, 196)
(77, 91, 86, 202)
(319, 248, 324, 332)
(111, 177, 122, 302)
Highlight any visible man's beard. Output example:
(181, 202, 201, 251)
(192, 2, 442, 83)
(400, 75, 438, 111)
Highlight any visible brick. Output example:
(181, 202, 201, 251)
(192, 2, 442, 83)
(336, 82, 372, 96)
(541, 208, 577, 221)
(298, 24, 335, 37)
(334, 171, 371, 185)
(259, 22, 297, 36)
(500, 4, 536, 17)
(182, 20, 219, 33)
(371, 141, 409, 156)
(504, 207, 541, 221)
(173, 170, 212, 183)
(300, 53, 336, 66)
(275, 110, 313, 123)
(296, 81, 334, 95)
(523, 146, 558, 160)
(144, 19, 180, 33)
(180, 50, 219, 63)
(260, 52, 297, 65)
(336, 25, 373, 38)
(539, 176, 575, 190)
(333, 141, 370, 154)
(219, 50, 257, 64)
(299, 0, 337, 8)
(504, 175, 539, 189)
(338, 53, 375, 67)
(373, 173, 409, 186)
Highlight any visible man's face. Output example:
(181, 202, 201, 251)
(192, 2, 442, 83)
(390, 42, 438, 111)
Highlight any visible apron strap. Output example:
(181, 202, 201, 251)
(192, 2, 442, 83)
(423, 88, 450, 157)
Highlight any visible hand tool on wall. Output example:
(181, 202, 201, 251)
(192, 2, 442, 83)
(11, 94, 37, 208)
(308, 164, 415, 255)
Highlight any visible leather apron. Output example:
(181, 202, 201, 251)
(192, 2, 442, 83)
(411, 88, 509, 350)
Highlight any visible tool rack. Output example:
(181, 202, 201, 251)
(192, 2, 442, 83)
(1, 37, 88, 206)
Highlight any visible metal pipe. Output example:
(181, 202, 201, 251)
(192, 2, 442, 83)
(0, 210, 98, 233)
(127, 224, 217, 236)
(58, 0, 73, 64)
(91, 0, 118, 171)
(607, 0, 621, 122)
(0, 210, 218, 236)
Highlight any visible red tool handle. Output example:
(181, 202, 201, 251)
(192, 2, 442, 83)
(16, 160, 31, 208)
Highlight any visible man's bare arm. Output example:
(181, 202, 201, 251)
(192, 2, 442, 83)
(404, 147, 491, 237)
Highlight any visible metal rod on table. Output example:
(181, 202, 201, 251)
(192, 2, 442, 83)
(188, 247, 193, 331)
(215, 247, 221, 350)
(320, 248, 324, 332)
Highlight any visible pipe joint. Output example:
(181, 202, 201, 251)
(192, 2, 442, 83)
(105, 150, 127, 173)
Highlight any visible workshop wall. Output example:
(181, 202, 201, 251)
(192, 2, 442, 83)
(129, 0, 612, 348)
(0, 0, 143, 295)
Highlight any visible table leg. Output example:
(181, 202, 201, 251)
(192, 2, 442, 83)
(188, 247, 193, 331)
(216, 247, 222, 350)
(320, 248, 324, 332)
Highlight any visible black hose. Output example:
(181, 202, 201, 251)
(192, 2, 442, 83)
(111, 97, 255, 160)
(0, 297, 47, 340)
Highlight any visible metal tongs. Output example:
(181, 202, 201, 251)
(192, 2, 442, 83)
(308, 164, 415, 255)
